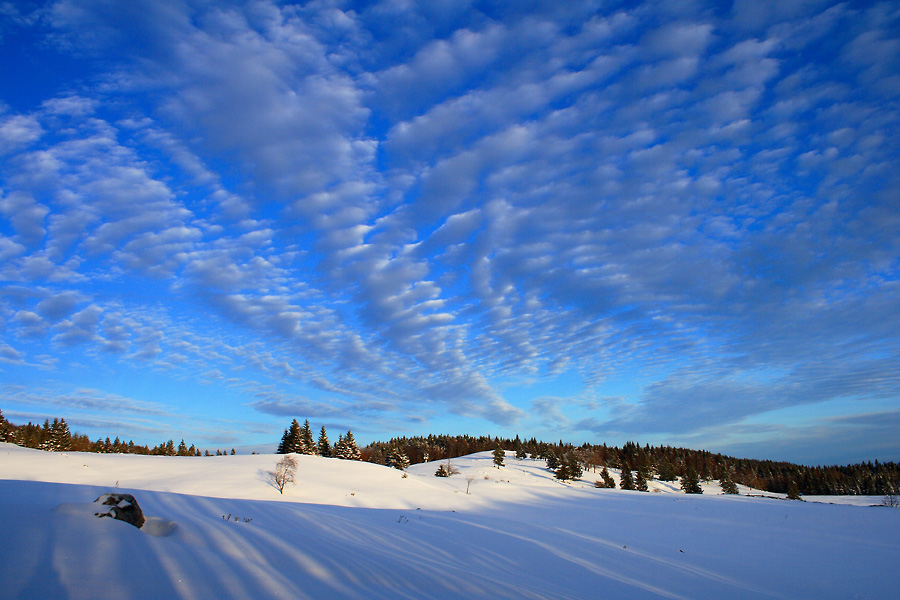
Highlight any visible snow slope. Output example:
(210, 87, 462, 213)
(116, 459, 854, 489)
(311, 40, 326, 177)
(1, 444, 897, 599)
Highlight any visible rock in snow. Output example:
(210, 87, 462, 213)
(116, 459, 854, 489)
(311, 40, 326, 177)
(93, 493, 145, 528)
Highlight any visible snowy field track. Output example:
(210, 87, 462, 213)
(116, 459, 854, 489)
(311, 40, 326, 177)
(1, 444, 898, 600)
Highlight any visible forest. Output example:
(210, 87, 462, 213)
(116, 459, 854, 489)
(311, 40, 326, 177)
(2, 409, 897, 496)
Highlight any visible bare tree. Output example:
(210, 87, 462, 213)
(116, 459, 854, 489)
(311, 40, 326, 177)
(465, 474, 477, 495)
(271, 455, 297, 494)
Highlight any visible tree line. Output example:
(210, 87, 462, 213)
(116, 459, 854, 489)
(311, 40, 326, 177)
(0, 409, 233, 457)
(358, 435, 900, 496)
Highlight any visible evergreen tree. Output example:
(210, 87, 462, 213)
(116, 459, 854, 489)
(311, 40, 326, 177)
(657, 458, 677, 481)
(555, 453, 583, 481)
(545, 451, 560, 470)
(787, 481, 802, 500)
(0, 409, 11, 442)
(515, 438, 527, 460)
(278, 419, 304, 454)
(596, 467, 616, 488)
(276, 428, 289, 454)
(177, 439, 189, 456)
(388, 446, 410, 470)
(344, 430, 360, 460)
(620, 464, 635, 490)
(681, 467, 703, 494)
(720, 472, 739, 494)
(317, 426, 331, 457)
(301, 419, 315, 455)
(635, 465, 650, 492)
(38, 419, 52, 451)
(336, 431, 360, 460)
(493, 447, 505, 468)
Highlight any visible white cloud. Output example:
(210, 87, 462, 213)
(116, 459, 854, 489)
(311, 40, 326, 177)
(0, 114, 43, 154)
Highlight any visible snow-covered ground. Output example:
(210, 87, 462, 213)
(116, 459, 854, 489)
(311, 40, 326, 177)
(1, 443, 897, 599)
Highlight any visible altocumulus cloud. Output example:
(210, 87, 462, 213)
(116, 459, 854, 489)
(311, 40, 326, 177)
(0, 0, 897, 463)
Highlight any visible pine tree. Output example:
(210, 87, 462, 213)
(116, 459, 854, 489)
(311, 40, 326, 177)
(493, 447, 505, 468)
(278, 419, 304, 454)
(388, 447, 410, 471)
(657, 458, 677, 482)
(336, 431, 360, 460)
(38, 419, 52, 451)
(555, 453, 583, 481)
(635, 465, 649, 492)
(344, 431, 360, 460)
(596, 467, 616, 488)
(787, 481, 802, 500)
(720, 471, 739, 494)
(0, 409, 11, 443)
(276, 428, 290, 454)
(545, 451, 559, 471)
(317, 426, 331, 457)
(620, 464, 635, 490)
(681, 467, 703, 494)
(301, 419, 315, 455)
(515, 437, 527, 460)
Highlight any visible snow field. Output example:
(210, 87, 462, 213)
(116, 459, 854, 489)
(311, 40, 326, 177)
(1, 444, 898, 599)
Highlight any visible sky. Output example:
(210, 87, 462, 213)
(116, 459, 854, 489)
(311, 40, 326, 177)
(0, 0, 898, 466)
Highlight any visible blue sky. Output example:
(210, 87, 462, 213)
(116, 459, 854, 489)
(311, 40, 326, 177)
(1, 0, 898, 465)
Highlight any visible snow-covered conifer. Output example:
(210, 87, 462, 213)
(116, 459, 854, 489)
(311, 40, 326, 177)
(317, 426, 331, 457)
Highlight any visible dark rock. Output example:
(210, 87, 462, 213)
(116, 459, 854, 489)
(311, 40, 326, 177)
(94, 493, 145, 529)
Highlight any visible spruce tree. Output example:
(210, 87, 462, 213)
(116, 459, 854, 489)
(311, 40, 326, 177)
(344, 430, 360, 460)
(720, 472, 739, 494)
(556, 453, 583, 481)
(493, 447, 505, 468)
(0, 409, 10, 442)
(635, 466, 649, 492)
(657, 458, 677, 482)
(388, 446, 410, 470)
(336, 431, 360, 460)
(620, 464, 635, 490)
(301, 419, 315, 455)
(317, 426, 331, 457)
(545, 451, 559, 471)
(277, 428, 290, 454)
(597, 467, 616, 488)
(681, 467, 703, 494)
(279, 419, 304, 454)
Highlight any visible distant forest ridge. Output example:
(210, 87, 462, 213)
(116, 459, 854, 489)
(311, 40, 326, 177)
(2, 409, 897, 496)
(0, 410, 234, 457)
(362, 434, 900, 497)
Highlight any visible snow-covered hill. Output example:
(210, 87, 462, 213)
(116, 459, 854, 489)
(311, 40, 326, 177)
(1, 443, 897, 599)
